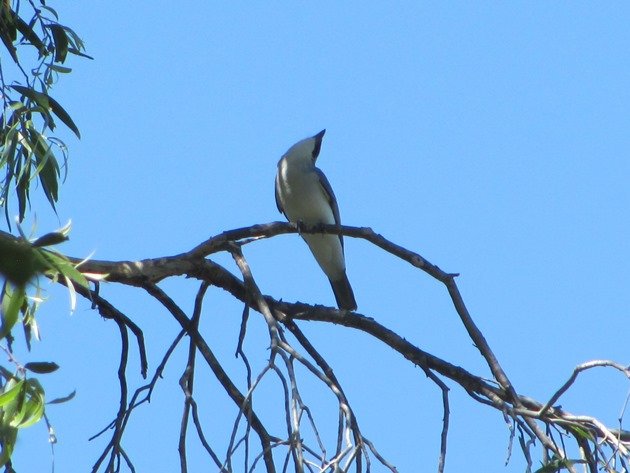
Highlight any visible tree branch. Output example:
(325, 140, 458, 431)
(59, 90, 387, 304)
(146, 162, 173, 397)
(11, 222, 626, 471)
(142, 282, 279, 473)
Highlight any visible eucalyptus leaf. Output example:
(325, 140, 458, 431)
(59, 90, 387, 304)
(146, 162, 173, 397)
(0, 426, 17, 467)
(39, 250, 88, 289)
(0, 287, 25, 340)
(0, 235, 43, 286)
(0, 28, 18, 63)
(47, 94, 80, 138)
(8, 379, 45, 428)
(24, 362, 59, 374)
(14, 17, 46, 56)
(48, 64, 72, 74)
(16, 165, 29, 223)
(10, 85, 50, 110)
(11, 85, 80, 138)
(67, 47, 94, 60)
(39, 5, 59, 20)
(12, 395, 44, 428)
(48, 24, 68, 63)
(28, 130, 59, 208)
(0, 380, 24, 408)
(47, 390, 75, 405)
(32, 231, 68, 248)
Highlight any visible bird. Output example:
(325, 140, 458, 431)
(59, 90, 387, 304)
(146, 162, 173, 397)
(275, 129, 357, 311)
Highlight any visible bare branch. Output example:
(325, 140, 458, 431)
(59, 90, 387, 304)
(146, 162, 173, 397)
(539, 360, 630, 417)
(15, 221, 625, 472)
(282, 319, 366, 471)
(178, 282, 211, 473)
(90, 328, 186, 472)
(62, 280, 148, 379)
(91, 316, 130, 473)
(228, 243, 281, 352)
(422, 369, 450, 473)
(142, 282, 279, 473)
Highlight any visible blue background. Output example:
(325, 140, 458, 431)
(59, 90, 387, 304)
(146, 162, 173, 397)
(9, 2, 630, 472)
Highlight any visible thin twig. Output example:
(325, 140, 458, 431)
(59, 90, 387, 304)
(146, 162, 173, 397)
(90, 317, 130, 473)
(539, 360, 630, 417)
(228, 243, 281, 353)
(60, 280, 148, 378)
(282, 319, 365, 472)
(178, 282, 209, 473)
(141, 282, 279, 473)
(422, 368, 450, 473)
(224, 364, 273, 471)
(89, 329, 186, 443)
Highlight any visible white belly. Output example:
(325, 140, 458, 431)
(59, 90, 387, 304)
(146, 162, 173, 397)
(277, 159, 346, 278)
(277, 159, 335, 225)
(302, 233, 345, 279)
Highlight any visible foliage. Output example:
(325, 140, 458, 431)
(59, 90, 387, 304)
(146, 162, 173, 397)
(0, 0, 89, 227)
(0, 224, 87, 468)
(0, 1, 88, 469)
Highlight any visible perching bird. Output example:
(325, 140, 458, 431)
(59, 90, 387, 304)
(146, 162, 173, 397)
(275, 129, 357, 311)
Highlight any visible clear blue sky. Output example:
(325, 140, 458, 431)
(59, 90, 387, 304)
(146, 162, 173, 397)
(11, 2, 630, 472)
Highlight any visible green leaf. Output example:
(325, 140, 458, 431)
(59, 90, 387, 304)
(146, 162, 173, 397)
(13, 399, 44, 428)
(14, 16, 46, 56)
(0, 425, 17, 467)
(0, 377, 25, 427)
(48, 24, 68, 63)
(47, 94, 80, 138)
(32, 231, 68, 248)
(534, 463, 561, 473)
(35, 248, 88, 313)
(0, 24, 18, 63)
(0, 366, 16, 382)
(0, 286, 25, 340)
(11, 85, 80, 138)
(48, 64, 72, 74)
(0, 5, 17, 42)
(0, 235, 44, 286)
(533, 458, 584, 473)
(10, 85, 50, 110)
(27, 129, 59, 208)
(62, 25, 84, 50)
(6, 379, 44, 428)
(47, 390, 75, 405)
(67, 47, 94, 60)
(16, 156, 30, 223)
(568, 424, 594, 441)
(39, 251, 88, 289)
(11, 401, 42, 428)
(24, 362, 59, 374)
(39, 5, 59, 20)
(0, 380, 24, 408)
(22, 301, 40, 350)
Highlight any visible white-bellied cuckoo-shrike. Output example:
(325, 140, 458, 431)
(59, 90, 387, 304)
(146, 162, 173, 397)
(275, 129, 357, 311)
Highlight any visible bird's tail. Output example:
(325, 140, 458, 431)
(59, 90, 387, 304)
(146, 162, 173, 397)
(330, 273, 357, 311)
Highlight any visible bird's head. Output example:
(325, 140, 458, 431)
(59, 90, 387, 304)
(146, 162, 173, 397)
(282, 129, 326, 164)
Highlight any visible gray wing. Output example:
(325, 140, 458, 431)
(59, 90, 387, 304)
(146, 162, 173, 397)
(274, 172, 285, 216)
(315, 168, 344, 250)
